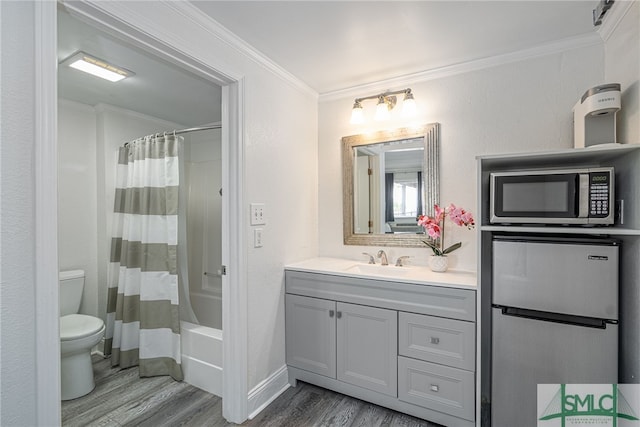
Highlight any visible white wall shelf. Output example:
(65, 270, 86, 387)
(478, 143, 640, 171)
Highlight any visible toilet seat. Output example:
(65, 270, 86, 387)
(60, 314, 104, 341)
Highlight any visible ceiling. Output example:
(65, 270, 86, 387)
(58, 1, 601, 126)
(195, 1, 599, 94)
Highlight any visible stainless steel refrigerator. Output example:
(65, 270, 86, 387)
(491, 235, 619, 427)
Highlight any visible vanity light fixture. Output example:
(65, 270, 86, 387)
(350, 100, 365, 124)
(350, 88, 416, 124)
(61, 51, 134, 82)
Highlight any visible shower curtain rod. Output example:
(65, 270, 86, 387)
(173, 124, 221, 135)
(123, 124, 222, 147)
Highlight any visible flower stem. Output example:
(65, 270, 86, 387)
(440, 215, 445, 254)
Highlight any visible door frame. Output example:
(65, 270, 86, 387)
(37, 1, 248, 422)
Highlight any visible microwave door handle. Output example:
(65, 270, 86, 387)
(578, 174, 589, 218)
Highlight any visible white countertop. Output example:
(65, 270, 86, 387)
(285, 257, 477, 290)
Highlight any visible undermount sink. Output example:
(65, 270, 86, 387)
(345, 263, 411, 277)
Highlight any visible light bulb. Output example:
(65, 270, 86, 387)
(350, 101, 364, 124)
(402, 92, 417, 117)
(375, 97, 390, 121)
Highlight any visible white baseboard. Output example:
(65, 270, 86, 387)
(247, 365, 290, 419)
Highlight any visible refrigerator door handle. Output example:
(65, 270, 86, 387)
(493, 305, 616, 329)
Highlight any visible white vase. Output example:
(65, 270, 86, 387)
(428, 255, 448, 272)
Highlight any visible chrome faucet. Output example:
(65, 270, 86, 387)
(395, 256, 410, 267)
(377, 250, 388, 266)
(362, 252, 376, 264)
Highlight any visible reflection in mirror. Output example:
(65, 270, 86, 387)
(343, 123, 439, 247)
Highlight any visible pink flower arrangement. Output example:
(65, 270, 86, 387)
(418, 203, 475, 256)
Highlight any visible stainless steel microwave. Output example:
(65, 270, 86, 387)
(490, 167, 614, 225)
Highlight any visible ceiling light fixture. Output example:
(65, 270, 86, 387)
(350, 88, 416, 124)
(61, 51, 134, 82)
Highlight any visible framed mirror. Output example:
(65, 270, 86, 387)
(342, 123, 440, 247)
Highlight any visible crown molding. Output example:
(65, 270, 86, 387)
(320, 32, 603, 102)
(598, 0, 636, 42)
(166, 1, 318, 99)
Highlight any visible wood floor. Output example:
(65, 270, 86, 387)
(62, 355, 442, 427)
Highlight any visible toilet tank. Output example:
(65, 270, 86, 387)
(59, 270, 85, 316)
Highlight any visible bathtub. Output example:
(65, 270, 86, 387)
(180, 321, 222, 397)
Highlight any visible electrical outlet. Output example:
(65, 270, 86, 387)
(254, 228, 263, 248)
(250, 203, 266, 225)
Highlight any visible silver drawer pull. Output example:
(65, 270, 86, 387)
(430, 384, 439, 392)
(430, 337, 440, 345)
(336, 311, 342, 319)
(329, 310, 335, 318)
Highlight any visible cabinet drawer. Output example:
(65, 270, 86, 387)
(398, 356, 475, 422)
(399, 312, 475, 371)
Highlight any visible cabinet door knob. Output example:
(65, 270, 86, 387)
(430, 337, 440, 345)
(336, 311, 342, 319)
(329, 310, 335, 318)
(430, 384, 439, 392)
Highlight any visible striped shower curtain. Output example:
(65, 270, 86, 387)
(104, 133, 183, 380)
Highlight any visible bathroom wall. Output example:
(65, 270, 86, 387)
(1, 2, 40, 423)
(603, 0, 639, 144)
(58, 100, 98, 316)
(318, 43, 605, 271)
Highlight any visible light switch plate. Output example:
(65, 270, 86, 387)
(250, 203, 266, 225)
(254, 228, 263, 248)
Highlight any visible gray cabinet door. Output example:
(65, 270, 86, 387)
(336, 302, 398, 397)
(285, 294, 336, 378)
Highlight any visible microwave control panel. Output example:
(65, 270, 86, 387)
(589, 172, 611, 218)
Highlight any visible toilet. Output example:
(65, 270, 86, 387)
(59, 270, 105, 400)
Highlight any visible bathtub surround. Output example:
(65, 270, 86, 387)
(106, 134, 183, 380)
(182, 130, 223, 330)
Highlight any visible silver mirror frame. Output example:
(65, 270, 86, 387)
(342, 123, 440, 247)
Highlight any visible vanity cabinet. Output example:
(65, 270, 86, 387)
(286, 294, 397, 396)
(285, 269, 476, 427)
